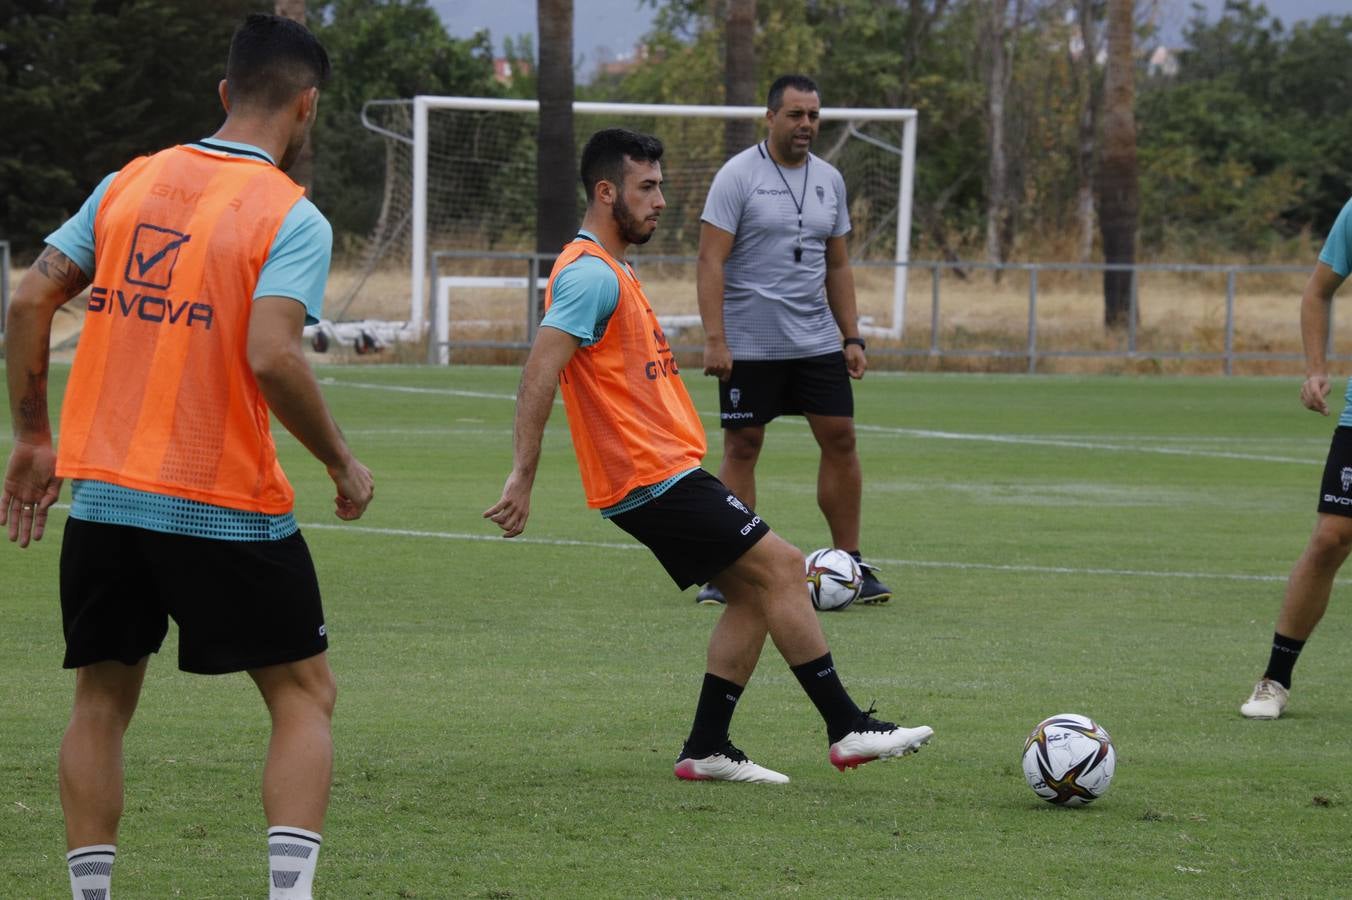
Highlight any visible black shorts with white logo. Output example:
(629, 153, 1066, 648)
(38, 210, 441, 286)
(1317, 426, 1352, 516)
(60, 518, 328, 674)
(609, 469, 771, 589)
(718, 351, 854, 429)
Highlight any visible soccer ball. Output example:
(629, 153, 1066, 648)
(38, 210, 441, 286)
(804, 548, 862, 611)
(1021, 713, 1116, 807)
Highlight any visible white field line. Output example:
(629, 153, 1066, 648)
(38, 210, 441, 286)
(317, 378, 518, 401)
(318, 376, 1320, 466)
(297, 520, 1287, 584)
(850, 423, 1317, 465)
(31, 503, 1288, 583)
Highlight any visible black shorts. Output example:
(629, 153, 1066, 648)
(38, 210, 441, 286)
(60, 518, 328, 674)
(1317, 426, 1352, 516)
(718, 351, 854, 428)
(609, 469, 771, 589)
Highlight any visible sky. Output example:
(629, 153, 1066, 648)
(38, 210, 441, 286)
(1155, 0, 1352, 44)
(431, 0, 657, 79)
(431, 0, 1352, 78)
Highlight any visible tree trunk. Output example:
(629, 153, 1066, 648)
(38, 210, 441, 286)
(723, 0, 757, 158)
(1073, 0, 1100, 262)
(982, 0, 1010, 268)
(275, 0, 314, 196)
(1098, 0, 1138, 330)
(536, 0, 578, 302)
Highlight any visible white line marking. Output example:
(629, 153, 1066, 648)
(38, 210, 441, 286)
(318, 378, 517, 401)
(870, 556, 1286, 583)
(300, 520, 646, 552)
(30, 504, 1289, 584)
(315, 377, 1319, 465)
(297, 520, 1286, 583)
(849, 423, 1318, 465)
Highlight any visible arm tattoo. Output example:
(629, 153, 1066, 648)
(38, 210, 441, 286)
(34, 246, 91, 299)
(17, 368, 50, 436)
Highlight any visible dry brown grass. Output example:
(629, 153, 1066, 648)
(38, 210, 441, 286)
(8, 262, 1327, 375)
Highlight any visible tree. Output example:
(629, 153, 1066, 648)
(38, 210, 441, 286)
(275, 0, 314, 194)
(723, 0, 757, 157)
(536, 0, 578, 266)
(981, 0, 1018, 266)
(1136, 3, 1352, 254)
(0, 0, 269, 256)
(1071, 0, 1103, 261)
(307, 0, 500, 243)
(1098, 0, 1137, 329)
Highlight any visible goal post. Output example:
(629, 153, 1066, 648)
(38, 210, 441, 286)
(365, 95, 917, 343)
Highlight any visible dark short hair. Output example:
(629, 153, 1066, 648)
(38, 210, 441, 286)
(226, 13, 331, 112)
(767, 74, 820, 111)
(579, 128, 665, 201)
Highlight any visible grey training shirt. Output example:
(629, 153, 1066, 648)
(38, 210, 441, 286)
(701, 142, 851, 360)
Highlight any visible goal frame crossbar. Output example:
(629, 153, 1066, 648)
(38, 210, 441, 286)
(398, 95, 917, 339)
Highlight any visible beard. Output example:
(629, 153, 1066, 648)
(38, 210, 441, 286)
(613, 192, 655, 245)
(279, 133, 306, 172)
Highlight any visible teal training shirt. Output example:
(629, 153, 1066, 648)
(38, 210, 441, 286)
(45, 139, 331, 540)
(1320, 197, 1352, 427)
(537, 231, 621, 346)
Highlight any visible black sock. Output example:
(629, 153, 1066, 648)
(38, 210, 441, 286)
(1263, 632, 1306, 690)
(683, 673, 744, 757)
(790, 652, 861, 743)
(847, 550, 862, 563)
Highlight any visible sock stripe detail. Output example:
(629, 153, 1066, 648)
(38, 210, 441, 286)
(267, 829, 321, 845)
(82, 890, 107, 900)
(269, 842, 315, 859)
(273, 870, 301, 888)
(66, 849, 116, 863)
(70, 861, 114, 877)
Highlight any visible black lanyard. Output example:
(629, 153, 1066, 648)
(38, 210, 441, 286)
(195, 139, 276, 165)
(765, 141, 809, 262)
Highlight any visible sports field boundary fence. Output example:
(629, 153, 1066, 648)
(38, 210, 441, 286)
(429, 249, 1315, 375)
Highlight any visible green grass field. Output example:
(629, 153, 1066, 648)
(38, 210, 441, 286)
(4, 365, 1352, 898)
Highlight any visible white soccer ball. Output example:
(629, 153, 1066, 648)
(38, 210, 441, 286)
(804, 548, 862, 611)
(1021, 713, 1116, 807)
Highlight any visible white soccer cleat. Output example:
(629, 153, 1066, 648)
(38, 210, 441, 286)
(674, 741, 790, 784)
(1240, 678, 1289, 720)
(829, 708, 933, 771)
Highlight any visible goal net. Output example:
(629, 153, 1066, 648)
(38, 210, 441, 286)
(352, 96, 916, 357)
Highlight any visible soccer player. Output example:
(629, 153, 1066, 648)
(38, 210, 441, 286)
(484, 127, 933, 784)
(694, 74, 892, 607)
(1241, 193, 1352, 720)
(1, 15, 373, 900)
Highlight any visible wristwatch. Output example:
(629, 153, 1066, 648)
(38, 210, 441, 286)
(843, 337, 866, 350)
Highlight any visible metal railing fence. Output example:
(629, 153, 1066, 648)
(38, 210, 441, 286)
(871, 259, 1310, 375)
(429, 250, 1315, 374)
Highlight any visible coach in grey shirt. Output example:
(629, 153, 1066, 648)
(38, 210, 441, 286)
(695, 73, 892, 608)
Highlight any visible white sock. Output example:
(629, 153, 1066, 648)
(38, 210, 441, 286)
(268, 826, 322, 900)
(67, 844, 115, 900)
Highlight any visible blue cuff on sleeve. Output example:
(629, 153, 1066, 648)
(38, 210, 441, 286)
(1319, 197, 1352, 279)
(44, 172, 118, 278)
(539, 250, 620, 346)
(254, 198, 332, 325)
